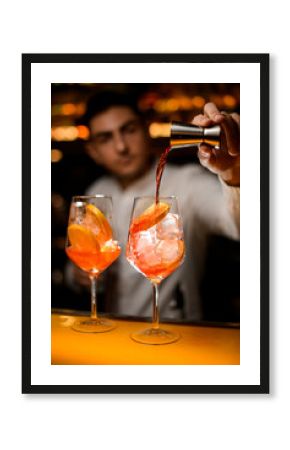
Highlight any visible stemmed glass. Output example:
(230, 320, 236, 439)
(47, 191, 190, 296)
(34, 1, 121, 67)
(65, 195, 121, 333)
(126, 196, 185, 344)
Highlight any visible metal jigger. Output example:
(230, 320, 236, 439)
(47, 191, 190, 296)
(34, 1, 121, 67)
(170, 121, 221, 150)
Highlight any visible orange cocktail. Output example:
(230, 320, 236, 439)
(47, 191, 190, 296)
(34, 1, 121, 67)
(126, 196, 185, 344)
(65, 196, 121, 333)
(66, 203, 120, 274)
(127, 201, 184, 284)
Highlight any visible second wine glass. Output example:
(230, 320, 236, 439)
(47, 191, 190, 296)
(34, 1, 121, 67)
(65, 195, 121, 333)
(126, 196, 185, 345)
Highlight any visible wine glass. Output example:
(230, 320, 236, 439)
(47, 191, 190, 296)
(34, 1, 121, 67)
(65, 195, 121, 333)
(126, 196, 185, 344)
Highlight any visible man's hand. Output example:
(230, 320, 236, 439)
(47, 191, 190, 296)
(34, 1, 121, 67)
(193, 102, 240, 187)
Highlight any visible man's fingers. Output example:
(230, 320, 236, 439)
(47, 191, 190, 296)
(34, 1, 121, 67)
(193, 103, 240, 157)
(198, 144, 211, 157)
(198, 144, 215, 169)
(198, 146, 216, 170)
(192, 114, 213, 127)
(204, 102, 224, 122)
(221, 115, 240, 156)
(231, 112, 240, 127)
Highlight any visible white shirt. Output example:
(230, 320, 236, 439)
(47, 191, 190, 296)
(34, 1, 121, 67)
(86, 162, 240, 321)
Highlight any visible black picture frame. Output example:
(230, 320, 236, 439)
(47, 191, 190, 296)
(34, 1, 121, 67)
(22, 53, 269, 394)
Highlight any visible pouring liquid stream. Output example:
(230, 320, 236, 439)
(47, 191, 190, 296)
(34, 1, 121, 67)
(155, 146, 171, 204)
(155, 121, 222, 203)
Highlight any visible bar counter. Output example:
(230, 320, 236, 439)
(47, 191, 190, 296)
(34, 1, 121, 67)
(51, 310, 240, 365)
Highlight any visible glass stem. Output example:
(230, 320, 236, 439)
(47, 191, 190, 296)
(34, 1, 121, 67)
(152, 282, 160, 329)
(90, 275, 98, 320)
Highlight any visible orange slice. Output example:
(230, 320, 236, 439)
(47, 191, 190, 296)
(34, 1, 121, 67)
(68, 224, 99, 251)
(130, 201, 170, 233)
(85, 204, 112, 242)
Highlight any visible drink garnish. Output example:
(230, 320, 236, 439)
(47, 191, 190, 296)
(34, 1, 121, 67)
(68, 223, 100, 251)
(85, 204, 113, 242)
(130, 201, 170, 233)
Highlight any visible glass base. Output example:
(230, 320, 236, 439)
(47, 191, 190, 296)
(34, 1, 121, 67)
(71, 318, 115, 333)
(131, 327, 179, 345)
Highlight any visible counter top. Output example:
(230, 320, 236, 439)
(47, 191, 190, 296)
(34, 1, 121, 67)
(51, 310, 240, 365)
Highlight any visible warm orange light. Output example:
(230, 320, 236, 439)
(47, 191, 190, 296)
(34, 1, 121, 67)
(51, 126, 79, 141)
(51, 102, 86, 117)
(154, 99, 167, 113)
(51, 149, 63, 163)
(77, 125, 89, 140)
(62, 103, 76, 115)
(192, 96, 205, 108)
(75, 103, 86, 115)
(149, 122, 171, 138)
(210, 95, 223, 108)
(166, 98, 179, 112)
(223, 95, 237, 108)
(178, 96, 193, 110)
(52, 128, 61, 141)
(65, 126, 79, 140)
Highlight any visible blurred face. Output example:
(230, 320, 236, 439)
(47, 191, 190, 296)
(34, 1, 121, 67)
(86, 106, 152, 185)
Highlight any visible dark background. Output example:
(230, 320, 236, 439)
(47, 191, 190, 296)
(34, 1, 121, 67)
(51, 83, 240, 323)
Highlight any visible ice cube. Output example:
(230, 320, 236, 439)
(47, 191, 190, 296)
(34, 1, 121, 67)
(100, 239, 119, 253)
(130, 229, 162, 268)
(140, 247, 162, 268)
(156, 213, 183, 240)
(155, 239, 182, 263)
(70, 203, 86, 224)
(134, 229, 157, 254)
